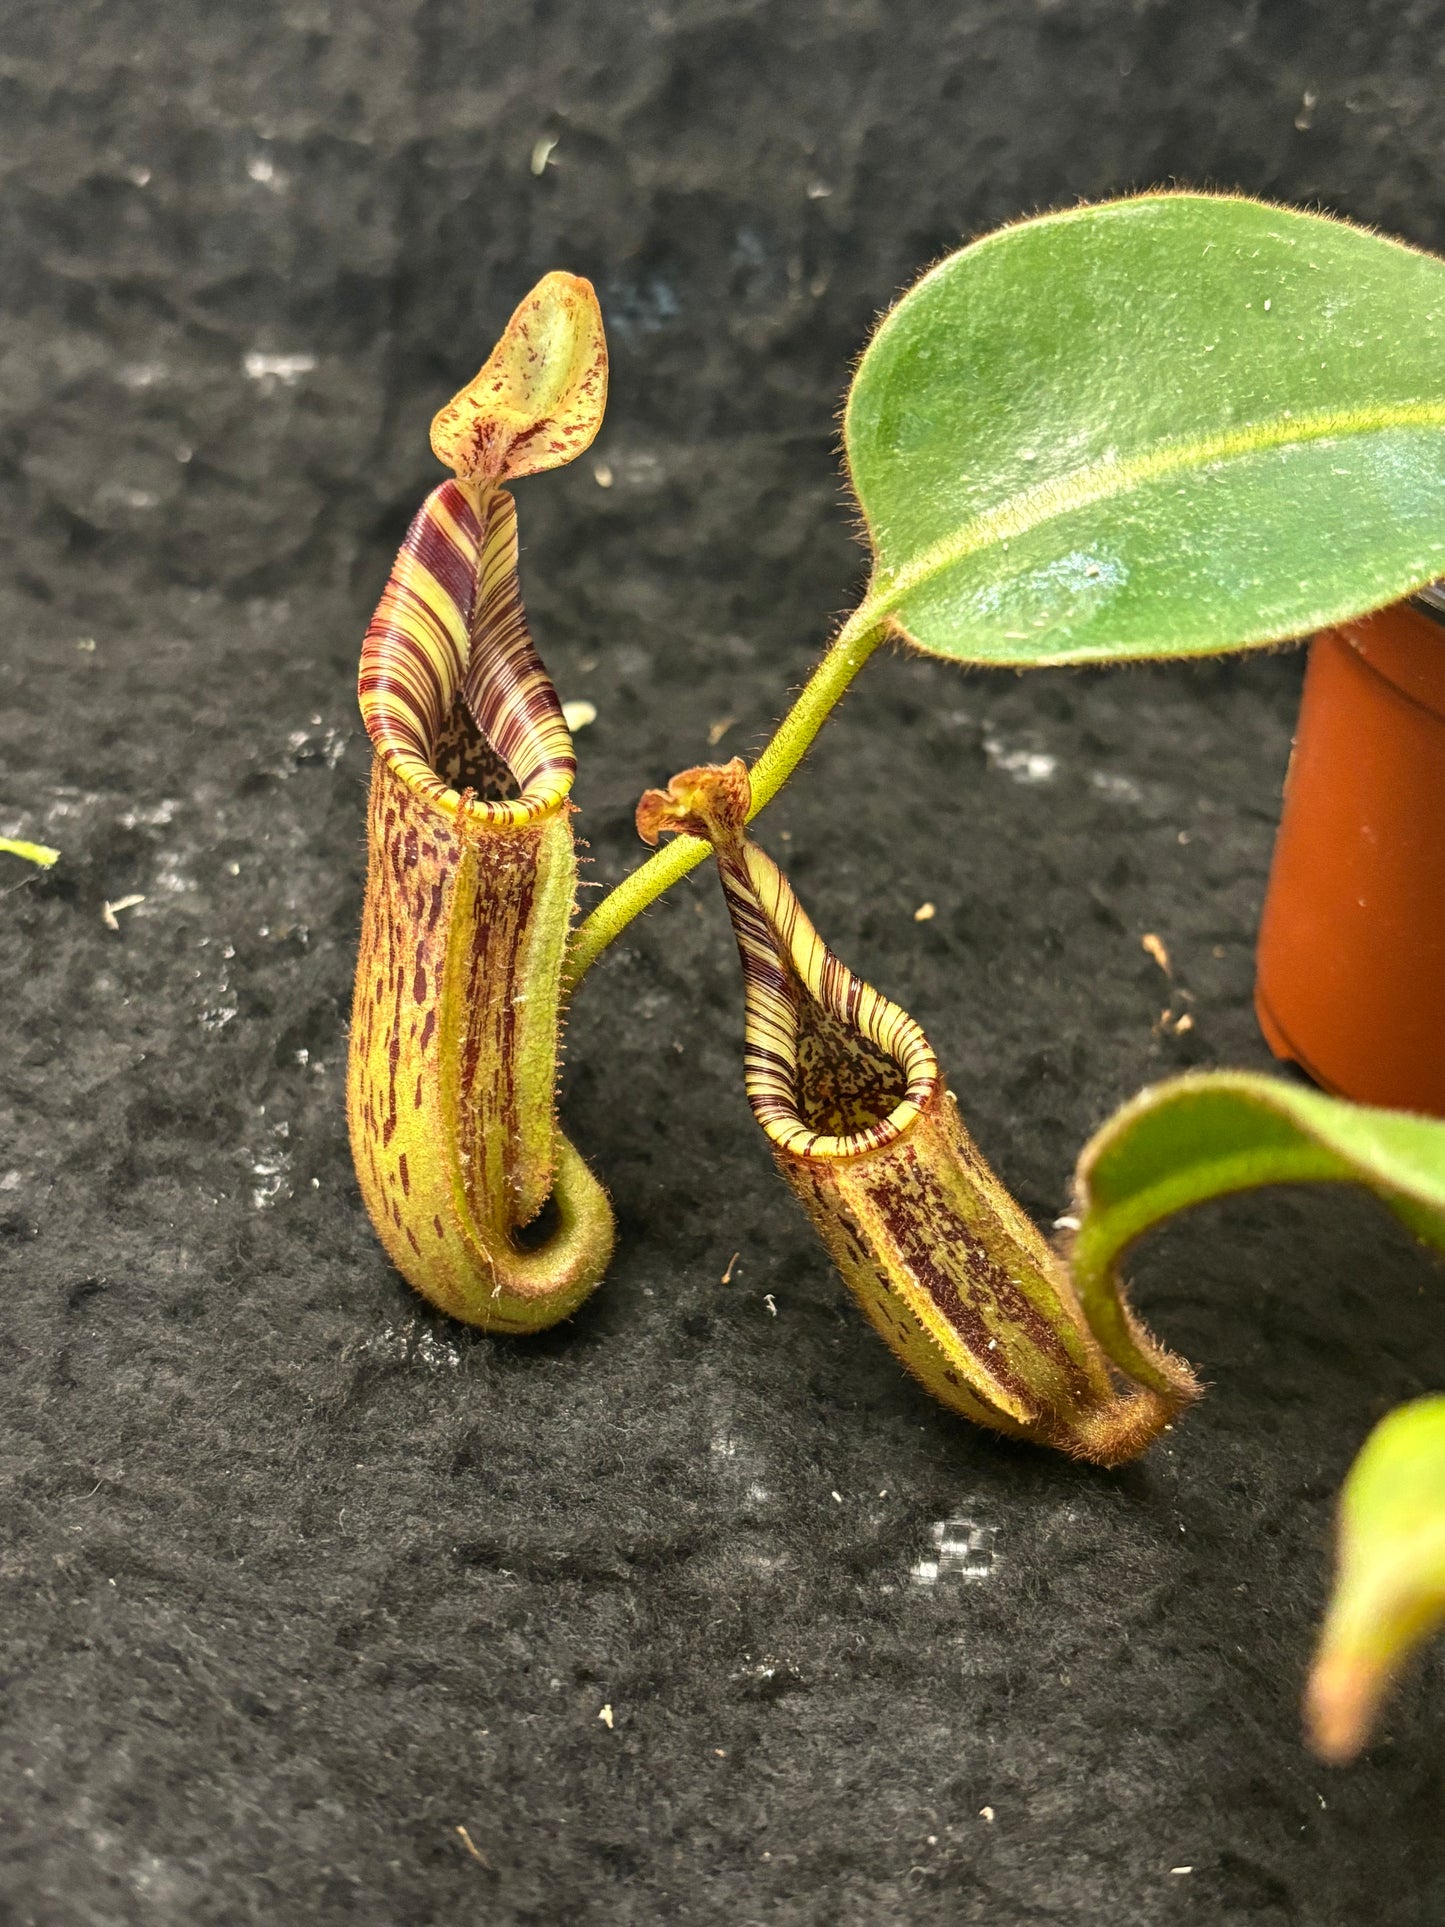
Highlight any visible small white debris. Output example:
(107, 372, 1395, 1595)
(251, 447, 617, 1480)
(980, 1807, 995, 1824)
(1170, 1866, 1193, 1875)
(408, 1333, 464, 1379)
(531, 137, 559, 176)
(98, 484, 160, 512)
(707, 715, 738, 747)
(1091, 768, 1144, 804)
(562, 700, 597, 732)
(1053, 1213, 1081, 1231)
(1141, 932, 1171, 975)
(249, 1142, 292, 1210)
(455, 1825, 490, 1867)
(912, 1518, 999, 1586)
(762, 1292, 777, 1317)
(246, 153, 288, 190)
(101, 894, 145, 931)
(913, 901, 936, 922)
(831, 1491, 843, 1504)
(243, 350, 317, 386)
(806, 181, 831, 199)
(118, 362, 166, 391)
(598, 1704, 614, 1729)
(593, 461, 614, 487)
(984, 735, 1056, 785)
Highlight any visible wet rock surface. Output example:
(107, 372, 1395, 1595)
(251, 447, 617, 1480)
(3, 3, 1444, 1921)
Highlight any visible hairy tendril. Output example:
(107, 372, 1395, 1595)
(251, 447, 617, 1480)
(561, 608, 888, 994)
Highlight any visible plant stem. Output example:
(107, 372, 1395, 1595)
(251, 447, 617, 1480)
(562, 608, 888, 994)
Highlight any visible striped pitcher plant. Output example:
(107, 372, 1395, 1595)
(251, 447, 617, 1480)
(348, 274, 614, 1332)
(348, 195, 1445, 1757)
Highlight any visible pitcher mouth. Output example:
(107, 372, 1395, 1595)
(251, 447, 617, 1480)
(731, 841, 940, 1163)
(633, 758, 942, 1161)
(359, 480, 576, 827)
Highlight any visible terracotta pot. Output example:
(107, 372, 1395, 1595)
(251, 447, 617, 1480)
(1255, 592, 1445, 1117)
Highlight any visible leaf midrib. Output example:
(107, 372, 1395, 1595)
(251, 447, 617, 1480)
(858, 399, 1445, 627)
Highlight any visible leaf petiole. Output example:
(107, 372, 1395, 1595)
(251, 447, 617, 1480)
(562, 606, 888, 993)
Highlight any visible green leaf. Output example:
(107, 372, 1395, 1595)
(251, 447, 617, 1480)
(1064, 1072, 1445, 1762)
(1306, 1397, 1445, 1763)
(845, 193, 1445, 666)
(1067, 1071, 1445, 1397)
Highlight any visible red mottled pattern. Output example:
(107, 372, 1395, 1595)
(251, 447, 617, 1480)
(348, 766, 460, 1282)
(647, 762, 1183, 1462)
(451, 818, 552, 1232)
(347, 757, 569, 1325)
(347, 456, 607, 1332)
(429, 271, 608, 487)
